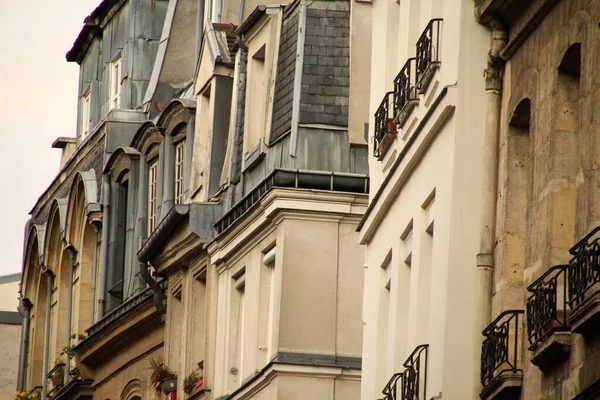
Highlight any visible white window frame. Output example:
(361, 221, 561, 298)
(148, 160, 158, 233)
(110, 54, 122, 109)
(80, 90, 91, 140)
(174, 140, 185, 204)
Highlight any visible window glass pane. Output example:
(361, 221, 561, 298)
(175, 141, 185, 204)
(148, 161, 158, 233)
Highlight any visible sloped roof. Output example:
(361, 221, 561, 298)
(66, 0, 126, 63)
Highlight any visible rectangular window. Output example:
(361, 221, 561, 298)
(80, 91, 90, 140)
(175, 141, 185, 204)
(110, 55, 122, 109)
(148, 161, 158, 233)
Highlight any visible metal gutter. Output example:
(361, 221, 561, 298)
(137, 204, 190, 263)
(98, 174, 111, 320)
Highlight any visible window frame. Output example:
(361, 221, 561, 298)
(174, 139, 186, 204)
(148, 160, 158, 233)
(110, 53, 122, 110)
(80, 88, 91, 140)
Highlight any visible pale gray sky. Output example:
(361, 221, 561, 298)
(0, 1, 101, 276)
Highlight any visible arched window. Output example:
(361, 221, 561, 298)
(121, 379, 144, 400)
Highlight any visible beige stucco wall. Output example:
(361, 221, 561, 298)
(360, 0, 490, 398)
(0, 276, 21, 394)
(0, 280, 19, 312)
(209, 188, 367, 400)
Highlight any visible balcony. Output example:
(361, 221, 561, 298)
(381, 344, 428, 400)
(480, 310, 523, 400)
(568, 226, 600, 338)
(415, 19, 442, 93)
(393, 58, 419, 129)
(373, 92, 397, 159)
(526, 265, 571, 372)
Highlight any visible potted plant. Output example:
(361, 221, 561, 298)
(14, 388, 41, 400)
(149, 357, 177, 395)
(183, 369, 203, 396)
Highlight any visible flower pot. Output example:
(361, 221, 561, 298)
(161, 377, 178, 394)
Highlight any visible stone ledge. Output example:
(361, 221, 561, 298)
(569, 295, 600, 339)
(480, 374, 522, 400)
(530, 331, 571, 373)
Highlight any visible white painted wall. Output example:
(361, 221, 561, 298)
(360, 0, 490, 398)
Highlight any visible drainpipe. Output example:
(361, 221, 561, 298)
(42, 270, 55, 400)
(161, 135, 175, 221)
(16, 297, 32, 391)
(139, 260, 166, 315)
(90, 225, 100, 324)
(98, 174, 111, 320)
(137, 157, 149, 292)
(476, 18, 507, 333)
(64, 245, 77, 383)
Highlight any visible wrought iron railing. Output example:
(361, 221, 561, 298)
(481, 310, 524, 388)
(568, 226, 600, 311)
(373, 91, 397, 158)
(381, 344, 428, 400)
(526, 265, 570, 350)
(415, 19, 443, 90)
(393, 58, 418, 116)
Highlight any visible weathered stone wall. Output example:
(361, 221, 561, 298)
(494, 0, 600, 398)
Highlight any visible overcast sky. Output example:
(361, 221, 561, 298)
(0, 1, 100, 276)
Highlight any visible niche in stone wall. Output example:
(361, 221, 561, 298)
(549, 43, 581, 259)
(505, 98, 531, 281)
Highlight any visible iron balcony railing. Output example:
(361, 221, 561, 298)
(373, 91, 397, 158)
(415, 18, 442, 90)
(526, 265, 570, 350)
(393, 58, 418, 118)
(481, 310, 524, 388)
(568, 226, 600, 311)
(381, 344, 428, 400)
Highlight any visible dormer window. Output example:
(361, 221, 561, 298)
(110, 54, 122, 109)
(80, 89, 90, 140)
(148, 160, 158, 233)
(174, 140, 185, 204)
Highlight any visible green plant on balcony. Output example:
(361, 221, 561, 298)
(183, 369, 203, 395)
(149, 356, 177, 394)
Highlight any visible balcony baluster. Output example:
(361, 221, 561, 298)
(480, 310, 523, 396)
(373, 91, 396, 159)
(415, 18, 443, 93)
(526, 265, 570, 350)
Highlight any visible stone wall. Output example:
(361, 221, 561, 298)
(493, 0, 600, 398)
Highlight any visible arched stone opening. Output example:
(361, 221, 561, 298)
(501, 98, 532, 297)
(546, 43, 581, 264)
(24, 232, 45, 388)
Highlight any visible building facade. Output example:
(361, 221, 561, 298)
(357, 0, 493, 399)
(1, 273, 22, 395)
(18, 1, 372, 400)
(475, 0, 600, 399)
